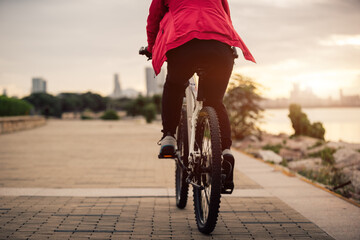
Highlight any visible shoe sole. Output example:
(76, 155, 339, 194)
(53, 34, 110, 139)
(158, 145, 176, 159)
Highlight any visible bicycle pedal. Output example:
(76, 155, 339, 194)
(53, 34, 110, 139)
(221, 182, 234, 194)
(221, 188, 234, 194)
(158, 153, 176, 159)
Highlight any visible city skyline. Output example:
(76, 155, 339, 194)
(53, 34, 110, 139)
(261, 82, 360, 108)
(0, 0, 359, 99)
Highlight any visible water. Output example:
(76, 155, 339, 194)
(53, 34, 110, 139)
(260, 107, 360, 143)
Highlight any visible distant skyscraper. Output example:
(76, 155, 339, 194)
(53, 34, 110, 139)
(145, 67, 165, 96)
(112, 74, 122, 99)
(31, 77, 47, 93)
(2, 88, 7, 96)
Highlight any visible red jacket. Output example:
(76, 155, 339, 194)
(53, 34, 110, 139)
(147, 0, 255, 75)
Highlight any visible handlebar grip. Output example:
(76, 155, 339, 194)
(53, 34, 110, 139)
(139, 46, 152, 60)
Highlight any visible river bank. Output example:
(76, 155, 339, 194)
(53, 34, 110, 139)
(233, 132, 360, 203)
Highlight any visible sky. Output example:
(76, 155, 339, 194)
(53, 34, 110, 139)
(0, 0, 359, 99)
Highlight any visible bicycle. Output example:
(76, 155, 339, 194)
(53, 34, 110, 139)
(139, 47, 234, 234)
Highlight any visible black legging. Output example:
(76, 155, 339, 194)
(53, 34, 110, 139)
(161, 39, 234, 150)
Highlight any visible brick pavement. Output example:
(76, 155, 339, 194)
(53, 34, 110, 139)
(0, 120, 335, 239)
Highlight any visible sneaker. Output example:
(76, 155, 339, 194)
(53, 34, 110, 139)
(222, 149, 235, 194)
(158, 132, 176, 159)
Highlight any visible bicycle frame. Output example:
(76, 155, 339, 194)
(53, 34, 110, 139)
(185, 74, 202, 163)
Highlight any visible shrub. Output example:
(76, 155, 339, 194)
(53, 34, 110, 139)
(101, 110, 119, 120)
(142, 103, 157, 123)
(309, 122, 326, 140)
(288, 104, 325, 140)
(81, 115, 93, 120)
(0, 96, 33, 116)
(308, 147, 336, 165)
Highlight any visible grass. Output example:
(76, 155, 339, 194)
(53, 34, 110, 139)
(298, 167, 344, 186)
(280, 159, 288, 167)
(308, 147, 336, 165)
(307, 140, 325, 150)
(262, 144, 282, 154)
(297, 166, 355, 199)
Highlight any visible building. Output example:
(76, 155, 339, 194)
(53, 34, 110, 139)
(145, 67, 166, 96)
(31, 77, 47, 93)
(111, 74, 122, 99)
(339, 89, 360, 106)
(109, 73, 139, 99)
(289, 83, 320, 106)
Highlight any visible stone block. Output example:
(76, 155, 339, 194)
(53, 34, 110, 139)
(333, 148, 360, 169)
(287, 158, 322, 172)
(256, 150, 283, 164)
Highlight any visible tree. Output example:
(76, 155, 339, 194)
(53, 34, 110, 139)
(124, 95, 159, 123)
(23, 93, 61, 118)
(288, 104, 325, 140)
(80, 92, 107, 112)
(59, 93, 83, 113)
(0, 96, 33, 116)
(223, 74, 264, 140)
(152, 94, 162, 114)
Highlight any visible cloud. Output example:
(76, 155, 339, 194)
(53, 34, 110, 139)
(319, 35, 360, 47)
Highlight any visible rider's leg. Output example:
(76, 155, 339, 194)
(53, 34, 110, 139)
(161, 47, 195, 137)
(198, 40, 235, 191)
(199, 41, 234, 151)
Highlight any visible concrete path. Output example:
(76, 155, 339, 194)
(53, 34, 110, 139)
(0, 120, 358, 239)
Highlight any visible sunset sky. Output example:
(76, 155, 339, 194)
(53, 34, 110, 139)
(0, 0, 359, 99)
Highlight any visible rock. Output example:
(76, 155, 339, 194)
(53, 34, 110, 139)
(243, 135, 260, 143)
(306, 144, 328, 155)
(288, 158, 322, 172)
(285, 136, 322, 153)
(326, 141, 360, 151)
(296, 136, 320, 148)
(285, 139, 307, 152)
(235, 140, 262, 150)
(256, 150, 283, 164)
(260, 134, 284, 146)
(279, 148, 303, 161)
(232, 141, 243, 149)
(342, 167, 356, 182)
(352, 170, 360, 194)
(333, 148, 360, 169)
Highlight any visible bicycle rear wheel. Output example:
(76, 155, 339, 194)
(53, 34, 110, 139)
(193, 106, 222, 234)
(175, 108, 189, 209)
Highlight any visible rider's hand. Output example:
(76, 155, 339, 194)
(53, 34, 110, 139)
(139, 46, 152, 60)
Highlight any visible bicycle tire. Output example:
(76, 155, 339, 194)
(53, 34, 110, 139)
(175, 108, 189, 209)
(193, 106, 222, 234)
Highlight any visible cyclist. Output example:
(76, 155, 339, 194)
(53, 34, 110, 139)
(145, 0, 255, 190)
